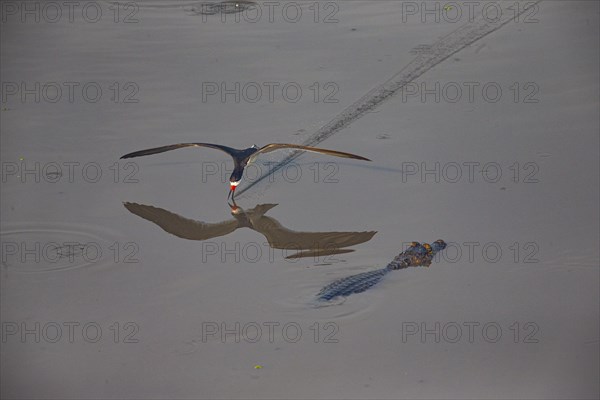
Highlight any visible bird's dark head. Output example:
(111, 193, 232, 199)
(230, 169, 244, 184)
(228, 170, 244, 199)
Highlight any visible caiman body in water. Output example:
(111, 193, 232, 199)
(316, 240, 447, 301)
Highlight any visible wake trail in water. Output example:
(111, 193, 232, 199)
(237, 0, 541, 197)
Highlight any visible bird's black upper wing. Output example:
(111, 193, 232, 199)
(256, 143, 371, 161)
(120, 143, 238, 160)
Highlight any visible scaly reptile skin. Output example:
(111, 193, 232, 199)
(316, 240, 446, 301)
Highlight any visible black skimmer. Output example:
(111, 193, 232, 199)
(120, 143, 370, 199)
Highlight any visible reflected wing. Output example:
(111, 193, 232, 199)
(250, 215, 376, 252)
(256, 143, 371, 161)
(120, 143, 237, 160)
(124, 202, 239, 240)
(243, 203, 278, 222)
(285, 248, 356, 260)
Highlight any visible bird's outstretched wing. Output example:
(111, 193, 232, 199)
(120, 143, 238, 160)
(256, 143, 371, 161)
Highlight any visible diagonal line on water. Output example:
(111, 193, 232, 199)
(236, 0, 542, 198)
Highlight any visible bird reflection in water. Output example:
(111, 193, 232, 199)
(123, 201, 376, 260)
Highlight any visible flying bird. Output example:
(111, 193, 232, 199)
(120, 143, 370, 199)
